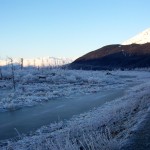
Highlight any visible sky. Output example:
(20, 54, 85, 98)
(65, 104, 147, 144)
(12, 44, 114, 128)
(0, 0, 150, 59)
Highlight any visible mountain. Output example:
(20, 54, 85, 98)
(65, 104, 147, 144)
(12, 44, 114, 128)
(22, 57, 74, 67)
(71, 28, 150, 70)
(0, 57, 74, 67)
(122, 28, 150, 45)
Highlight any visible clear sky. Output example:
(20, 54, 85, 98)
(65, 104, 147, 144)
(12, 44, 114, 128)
(0, 0, 150, 59)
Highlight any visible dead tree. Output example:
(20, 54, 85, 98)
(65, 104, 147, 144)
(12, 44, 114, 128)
(0, 58, 3, 79)
(8, 57, 16, 90)
(41, 58, 44, 74)
(20, 58, 23, 70)
(0, 66, 2, 79)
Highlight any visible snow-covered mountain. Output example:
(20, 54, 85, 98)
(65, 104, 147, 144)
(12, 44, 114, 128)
(22, 57, 74, 67)
(0, 57, 75, 67)
(122, 28, 150, 45)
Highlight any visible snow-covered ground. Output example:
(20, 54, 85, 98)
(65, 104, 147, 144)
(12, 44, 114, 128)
(0, 68, 139, 112)
(0, 68, 150, 149)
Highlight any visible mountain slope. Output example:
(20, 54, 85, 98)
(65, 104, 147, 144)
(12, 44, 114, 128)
(71, 43, 150, 70)
(71, 28, 150, 70)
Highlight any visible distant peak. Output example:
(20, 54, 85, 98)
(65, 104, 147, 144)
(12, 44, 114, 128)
(122, 28, 150, 45)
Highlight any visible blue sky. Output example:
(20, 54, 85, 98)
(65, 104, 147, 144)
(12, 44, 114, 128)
(0, 0, 150, 58)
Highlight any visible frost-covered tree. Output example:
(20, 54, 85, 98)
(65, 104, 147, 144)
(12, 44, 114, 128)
(0, 65, 2, 79)
(20, 58, 24, 70)
(0, 57, 3, 79)
(8, 57, 16, 90)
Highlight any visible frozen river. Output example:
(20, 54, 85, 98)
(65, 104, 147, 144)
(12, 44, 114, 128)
(0, 86, 129, 141)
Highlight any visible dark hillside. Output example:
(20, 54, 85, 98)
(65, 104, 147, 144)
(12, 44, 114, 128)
(71, 43, 150, 70)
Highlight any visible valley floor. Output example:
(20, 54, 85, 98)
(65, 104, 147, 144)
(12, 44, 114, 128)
(0, 69, 150, 149)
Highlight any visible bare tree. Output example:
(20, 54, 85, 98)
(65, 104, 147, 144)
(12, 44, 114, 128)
(0, 68, 2, 79)
(41, 58, 44, 74)
(5, 58, 8, 69)
(37, 65, 40, 71)
(42, 58, 44, 67)
(20, 58, 23, 70)
(8, 57, 16, 90)
(0, 59, 2, 79)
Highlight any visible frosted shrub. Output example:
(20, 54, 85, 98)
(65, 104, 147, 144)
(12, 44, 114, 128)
(15, 127, 119, 150)
(0, 81, 12, 89)
(88, 77, 99, 84)
(52, 75, 64, 82)
(22, 73, 38, 83)
(46, 76, 53, 82)
(4, 102, 16, 111)
(2, 70, 11, 78)
(66, 75, 76, 83)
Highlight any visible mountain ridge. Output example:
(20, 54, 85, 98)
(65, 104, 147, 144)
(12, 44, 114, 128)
(0, 57, 74, 67)
(71, 28, 150, 70)
(71, 43, 150, 70)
